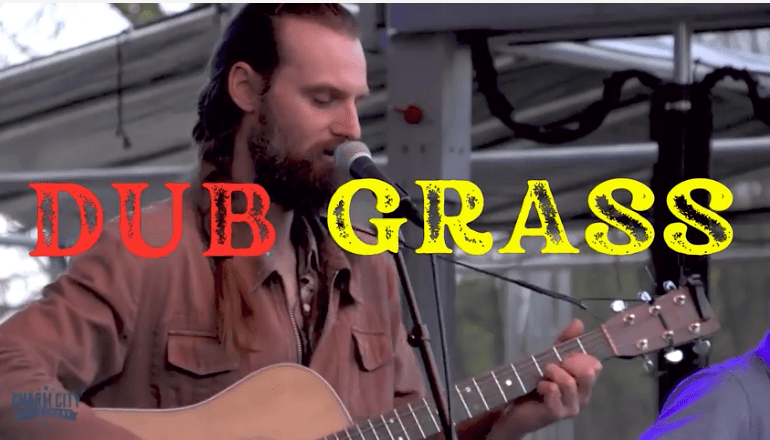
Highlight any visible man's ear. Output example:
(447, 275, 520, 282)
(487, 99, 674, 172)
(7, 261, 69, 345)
(228, 61, 264, 113)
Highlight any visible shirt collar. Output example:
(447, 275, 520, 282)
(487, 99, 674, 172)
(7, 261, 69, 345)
(241, 214, 354, 296)
(302, 215, 359, 304)
(292, 215, 320, 277)
(754, 330, 770, 369)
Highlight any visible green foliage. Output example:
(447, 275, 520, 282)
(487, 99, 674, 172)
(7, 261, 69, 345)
(454, 277, 504, 379)
(111, 4, 164, 27)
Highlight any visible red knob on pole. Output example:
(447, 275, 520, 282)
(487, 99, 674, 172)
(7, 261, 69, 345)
(394, 105, 424, 124)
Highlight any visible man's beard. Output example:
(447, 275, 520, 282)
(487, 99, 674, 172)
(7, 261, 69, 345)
(247, 108, 337, 216)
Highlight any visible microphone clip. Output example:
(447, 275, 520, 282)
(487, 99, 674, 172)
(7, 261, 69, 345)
(383, 195, 424, 230)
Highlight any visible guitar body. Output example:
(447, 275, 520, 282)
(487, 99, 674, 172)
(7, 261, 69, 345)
(94, 363, 353, 440)
(92, 286, 721, 440)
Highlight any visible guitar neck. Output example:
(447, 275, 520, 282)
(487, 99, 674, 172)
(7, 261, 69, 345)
(320, 328, 614, 440)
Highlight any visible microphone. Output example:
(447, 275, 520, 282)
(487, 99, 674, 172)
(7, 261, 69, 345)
(334, 141, 424, 228)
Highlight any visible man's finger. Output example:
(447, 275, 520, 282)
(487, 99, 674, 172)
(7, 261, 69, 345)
(561, 354, 603, 405)
(536, 380, 564, 419)
(557, 318, 584, 343)
(545, 364, 579, 416)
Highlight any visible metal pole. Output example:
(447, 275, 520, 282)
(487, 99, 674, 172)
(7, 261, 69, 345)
(0, 234, 37, 248)
(673, 21, 693, 85)
(387, 31, 468, 438)
(652, 20, 713, 411)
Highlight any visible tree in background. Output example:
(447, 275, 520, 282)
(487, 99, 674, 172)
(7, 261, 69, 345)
(111, 4, 165, 27)
(0, 3, 130, 68)
(111, 4, 199, 27)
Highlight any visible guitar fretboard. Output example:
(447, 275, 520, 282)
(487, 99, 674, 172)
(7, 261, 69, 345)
(318, 328, 614, 440)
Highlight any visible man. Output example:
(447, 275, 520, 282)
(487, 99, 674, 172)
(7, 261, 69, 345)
(0, 4, 602, 439)
(639, 330, 770, 439)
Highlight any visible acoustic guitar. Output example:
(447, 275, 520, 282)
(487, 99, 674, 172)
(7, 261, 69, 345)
(94, 286, 720, 440)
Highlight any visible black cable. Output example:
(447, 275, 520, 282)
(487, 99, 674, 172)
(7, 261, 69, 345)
(332, 218, 613, 323)
(700, 67, 770, 128)
(464, 31, 662, 145)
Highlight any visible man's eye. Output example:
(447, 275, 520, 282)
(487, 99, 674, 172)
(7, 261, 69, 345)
(313, 95, 333, 106)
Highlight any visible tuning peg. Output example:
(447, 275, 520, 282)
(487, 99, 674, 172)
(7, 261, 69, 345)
(663, 281, 677, 292)
(610, 300, 628, 312)
(663, 348, 684, 364)
(693, 338, 711, 356)
(637, 291, 652, 303)
(642, 355, 655, 373)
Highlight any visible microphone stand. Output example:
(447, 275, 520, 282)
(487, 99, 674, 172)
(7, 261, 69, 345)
(384, 199, 459, 440)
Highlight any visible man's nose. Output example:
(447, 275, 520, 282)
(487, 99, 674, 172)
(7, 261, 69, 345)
(331, 102, 362, 140)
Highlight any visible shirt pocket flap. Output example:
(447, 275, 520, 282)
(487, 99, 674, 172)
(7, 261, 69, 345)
(166, 330, 240, 377)
(352, 329, 393, 372)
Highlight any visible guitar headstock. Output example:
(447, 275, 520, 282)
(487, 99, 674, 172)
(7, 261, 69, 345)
(602, 285, 720, 358)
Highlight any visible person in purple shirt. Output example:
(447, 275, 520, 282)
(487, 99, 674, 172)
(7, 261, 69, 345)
(639, 330, 770, 439)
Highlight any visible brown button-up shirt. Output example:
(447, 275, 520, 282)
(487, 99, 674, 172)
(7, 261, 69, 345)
(0, 191, 426, 440)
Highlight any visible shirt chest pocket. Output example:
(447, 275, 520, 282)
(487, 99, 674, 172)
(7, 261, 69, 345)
(352, 329, 393, 372)
(160, 329, 242, 407)
(348, 328, 396, 419)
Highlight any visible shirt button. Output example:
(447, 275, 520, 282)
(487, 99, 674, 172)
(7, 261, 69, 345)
(303, 303, 311, 313)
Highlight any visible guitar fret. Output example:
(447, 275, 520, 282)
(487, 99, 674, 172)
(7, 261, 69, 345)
(407, 404, 426, 438)
(490, 370, 508, 401)
(423, 398, 440, 432)
(454, 384, 472, 418)
(355, 424, 366, 440)
(407, 403, 425, 438)
(577, 337, 587, 354)
(531, 355, 543, 376)
(369, 420, 381, 440)
(394, 409, 410, 440)
(553, 346, 562, 362)
(472, 378, 489, 411)
(511, 364, 527, 393)
(380, 415, 396, 440)
(344, 427, 353, 440)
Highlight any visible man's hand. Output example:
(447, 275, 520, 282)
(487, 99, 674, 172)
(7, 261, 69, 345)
(486, 318, 603, 440)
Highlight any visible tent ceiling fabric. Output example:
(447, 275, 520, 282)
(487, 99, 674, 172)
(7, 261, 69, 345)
(1, 5, 769, 242)
(389, 3, 770, 40)
(0, 7, 220, 129)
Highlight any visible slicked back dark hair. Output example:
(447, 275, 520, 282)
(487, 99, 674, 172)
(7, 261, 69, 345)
(192, 3, 359, 177)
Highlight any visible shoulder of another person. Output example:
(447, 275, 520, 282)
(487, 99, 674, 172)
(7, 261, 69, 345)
(735, 354, 770, 404)
(660, 359, 736, 403)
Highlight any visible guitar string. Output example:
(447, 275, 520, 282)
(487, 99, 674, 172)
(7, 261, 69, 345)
(437, 303, 651, 400)
(453, 331, 611, 406)
(448, 319, 649, 416)
(324, 331, 612, 440)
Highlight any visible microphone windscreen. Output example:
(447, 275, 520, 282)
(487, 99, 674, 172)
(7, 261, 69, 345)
(334, 141, 371, 180)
